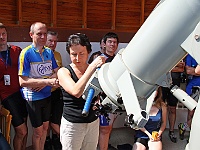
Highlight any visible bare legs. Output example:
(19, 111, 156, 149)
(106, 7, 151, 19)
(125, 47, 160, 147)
(168, 106, 176, 132)
(168, 106, 177, 143)
(13, 121, 28, 150)
(98, 125, 112, 150)
(187, 109, 195, 128)
(50, 122, 60, 136)
(32, 121, 49, 150)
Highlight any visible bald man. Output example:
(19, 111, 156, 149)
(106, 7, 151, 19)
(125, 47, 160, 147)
(18, 22, 59, 150)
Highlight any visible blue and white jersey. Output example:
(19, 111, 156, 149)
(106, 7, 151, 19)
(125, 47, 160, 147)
(18, 44, 58, 101)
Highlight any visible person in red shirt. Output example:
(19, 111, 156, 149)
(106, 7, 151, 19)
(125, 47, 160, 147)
(0, 23, 28, 150)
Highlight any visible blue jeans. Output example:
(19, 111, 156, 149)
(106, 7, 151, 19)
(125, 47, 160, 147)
(0, 132, 11, 150)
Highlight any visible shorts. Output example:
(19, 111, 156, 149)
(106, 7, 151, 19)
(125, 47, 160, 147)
(162, 87, 178, 107)
(134, 136, 162, 149)
(99, 113, 116, 126)
(26, 96, 51, 128)
(134, 138, 148, 149)
(50, 88, 63, 124)
(2, 91, 28, 127)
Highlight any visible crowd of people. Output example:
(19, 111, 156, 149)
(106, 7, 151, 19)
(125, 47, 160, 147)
(0, 21, 199, 150)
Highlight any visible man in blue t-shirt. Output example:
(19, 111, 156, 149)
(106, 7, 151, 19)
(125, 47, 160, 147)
(18, 22, 59, 150)
(178, 54, 200, 141)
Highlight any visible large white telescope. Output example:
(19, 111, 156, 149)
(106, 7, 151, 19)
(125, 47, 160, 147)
(99, 0, 200, 126)
(83, 0, 200, 149)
